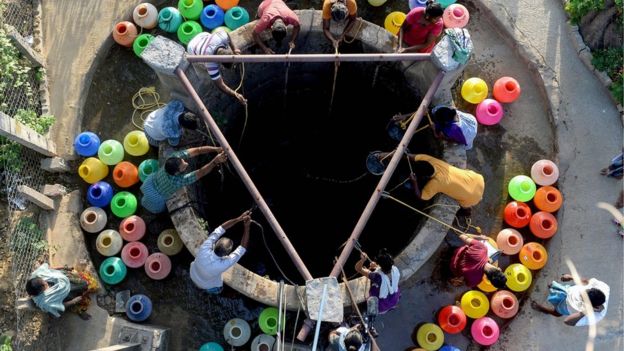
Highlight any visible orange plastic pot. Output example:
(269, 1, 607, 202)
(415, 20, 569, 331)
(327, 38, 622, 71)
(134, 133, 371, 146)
(533, 186, 563, 212)
(438, 305, 467, 334)
(493, 76, 521, 103)
(112, 21, 138, 47)
(504, 201, 531, 228)
(496, 228, 524, 255)
(519, 242, 548, 270)
(113, 161, 139, 188)
(490, 290, 519, 319)
(529, 211, 558, 239)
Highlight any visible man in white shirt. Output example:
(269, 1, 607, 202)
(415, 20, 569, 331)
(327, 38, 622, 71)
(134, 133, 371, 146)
(190, 210, 252, 294)
(532, 274, 610, 327)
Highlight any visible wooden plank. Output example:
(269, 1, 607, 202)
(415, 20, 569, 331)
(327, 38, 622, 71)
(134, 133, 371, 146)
(0, 111, 56, 156)
(18, 185, 55, 210)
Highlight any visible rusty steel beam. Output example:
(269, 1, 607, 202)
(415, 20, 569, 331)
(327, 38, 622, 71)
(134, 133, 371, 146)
(175, 68, 314, 282)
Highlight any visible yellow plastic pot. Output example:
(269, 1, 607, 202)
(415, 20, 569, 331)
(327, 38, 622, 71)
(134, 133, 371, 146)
(157, 229, 184, 256)
(123, 131, 150, 156)
(415, 323, 444, 351)
(477, 274, 498, 293)
(505, 263, 533, 292)
(79, 157, 109, 184)
(384, 12, 406, 36)
(460, 290, 489, 319)
(461, 77, 488, 104)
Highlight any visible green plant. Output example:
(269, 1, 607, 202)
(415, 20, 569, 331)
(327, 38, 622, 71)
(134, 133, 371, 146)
(0, 26, 34, 111)
(565, 0, 623, 23)
(9, 217, 47, 256)
(0, 334, 12, 351)
(592, 48, 624, 105)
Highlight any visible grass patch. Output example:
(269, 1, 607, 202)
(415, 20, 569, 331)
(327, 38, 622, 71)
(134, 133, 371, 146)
(592, 48, 624, 106)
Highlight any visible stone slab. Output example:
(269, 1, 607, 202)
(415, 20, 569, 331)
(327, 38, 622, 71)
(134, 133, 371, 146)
(141, 36, 188, 76)
(41, 156, 70, 172)
(305, 277, 342, 323)
(0, 111, 57, 156)
(17, 185, 55, 210)
(42, 183, 67, 197)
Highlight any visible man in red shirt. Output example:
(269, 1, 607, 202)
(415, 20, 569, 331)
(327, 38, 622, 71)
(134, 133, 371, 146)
(450, 233, 507, 288)
(398, 1, 444, 53)
(253, 0, 300, 54)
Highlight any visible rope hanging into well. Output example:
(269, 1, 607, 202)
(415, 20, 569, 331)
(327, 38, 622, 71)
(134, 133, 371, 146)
(131, 86, 165, 130)
(329, 46, 340, 115)
(234, 62, 249, 148)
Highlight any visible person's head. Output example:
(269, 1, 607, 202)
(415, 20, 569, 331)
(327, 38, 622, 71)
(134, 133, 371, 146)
(432, 106, 458, 125)
(216, 46, 235, 69)
(214, 237, 234, 257)
(26, 277, 47, 296)
(164, 157, 189, 176)
(424, 1, 444, 23)
(271, 18, 288, 44)
(331, 0, 349, 22)
(343, 329, 363, 351)
(375, 248, 394, 274)
(485, 267, 508, 289)
(178, 112, 199, 130)
(587, 288, 606, 308)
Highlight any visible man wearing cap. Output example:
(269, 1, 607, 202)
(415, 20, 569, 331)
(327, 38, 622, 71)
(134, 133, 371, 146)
(322, 0, 358, 49)
(253, 0, 300, 54)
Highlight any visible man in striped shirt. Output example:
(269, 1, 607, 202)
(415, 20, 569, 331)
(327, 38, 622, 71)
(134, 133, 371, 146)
(187, 30, 247, 105)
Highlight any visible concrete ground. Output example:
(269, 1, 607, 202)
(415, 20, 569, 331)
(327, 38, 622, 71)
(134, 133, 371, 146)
(40, 0, 622, 350)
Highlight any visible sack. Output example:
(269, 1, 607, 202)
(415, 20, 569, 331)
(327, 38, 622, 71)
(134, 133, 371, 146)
(431, 28, 473, 71)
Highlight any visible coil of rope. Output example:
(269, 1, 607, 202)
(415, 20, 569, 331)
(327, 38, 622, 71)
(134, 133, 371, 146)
(131, 87, 166, 130)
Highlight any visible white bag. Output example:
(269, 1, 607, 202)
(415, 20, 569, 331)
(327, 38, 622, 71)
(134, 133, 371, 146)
(431, 28, 473, 72)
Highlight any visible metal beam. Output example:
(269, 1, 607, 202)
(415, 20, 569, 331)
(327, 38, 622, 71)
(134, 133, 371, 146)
(175, 68, 314, 282)
(328, 71, 445, 279)
(187, 53, 430, 63)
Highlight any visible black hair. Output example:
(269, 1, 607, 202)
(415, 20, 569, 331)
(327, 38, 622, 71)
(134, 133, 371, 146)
(344, 329, 363, 351)
(412, 160, 435, 178)
(425, 1, 444, 18)
(375, 248, 394, 274)
(331, 1, 348, 22)
(214, 237, 234, 257)
(179, 112, 199, 130)
(165, 157, 183, 176)
(216, 46, 234, 69)
(485, 268, 508, 289)
(587, 288, 606, 308)
(432, 106, 457, 124)
(271, 19, 287, 44)
(26, 277, 46, 296)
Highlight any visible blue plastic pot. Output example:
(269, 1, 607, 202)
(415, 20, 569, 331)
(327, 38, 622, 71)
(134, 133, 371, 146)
(200, 4, 225, 30)
(74, 131, 100, 157)
(126, 294, 153, 322)
(158, 7, 183, 33)
(224, 6, 249, 31)
(87, 181, 114, 207)
(199, 342, 224, 351)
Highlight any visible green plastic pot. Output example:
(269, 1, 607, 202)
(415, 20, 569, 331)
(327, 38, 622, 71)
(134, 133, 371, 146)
(111, 191, 138, 218)
(133, 33, 154, 57)
(138, 159, 159, 182)
(178, 0, 202, 20)
(177, 20, 203, 45)
(258, 307, 285, 336)
(99, 257, 127, 285)
(508, 175, 536, 202)
(97, 139, 124, 165)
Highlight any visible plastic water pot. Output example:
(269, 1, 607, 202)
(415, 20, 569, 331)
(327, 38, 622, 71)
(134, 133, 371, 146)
(177, 20, 203, 45)
(251, 334, 276, 351)
(112, 21, 138, 47)
(121, 241, 149, 268)
(368, 0, 388, 7)
(74, 131, 100, 156)
(113, 161, 139, 188)
(111, 191, 138, 218)
(138, 159, 159, 182)
(529, 211, 558, 239)
(216, 0, 239, 11)
(471, 317, 500, 346)
(223, 318, 251, 346)
(201, 4, 225, 30)
(503, 201, 532, 228)
(490, 290, 519, 319)
(96, 229, 123, 256)
(259, 307, 284, 336)
(126, 294, 153, 322)
(496, 228, 524, 255)
(437, 305, 466, 334)
(519, 242, 548, 270)
(409, 0, 428, 10)
(178, 0, 203, 20)
(79, 157, 109, 184)
(159, 7, 183, 33)
(133, 33, 155, 57)
(98, 139, 124, 165)
(119, 215, 146, 241)
(530, 159, 559, 186)
(414, 323, 444, 351)
(384, 12, 406, 36)
(133, 3, 159, 29)
(460, 290, 489, 319)
(438, 0, 457, 8)
(123, 131, 150, 156)
(157, 229, 184, 256)
(505, 263, 532, 292)
(80, 207, 107, 233)
(224, 7, 250, 31)
(475, 99, 504, 125)
(508, 175, 537, 202)
(199, 342, 224, 351)
(493, 76, 521, 103)
(534, 186, 563, 212)
(99, 257, 127, 285)
(145, 253, 172, 280)
(461, 78, 488, 104)
(477, 274, 498, 293)
(443, 4, 469, 28)
(87, 181, 114, 208)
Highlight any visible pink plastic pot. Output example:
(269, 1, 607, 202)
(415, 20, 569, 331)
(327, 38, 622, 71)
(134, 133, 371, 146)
(145, 253, 172, 280)
(443, 4, 469, 28)
(490, 290, 519, 319)
(530, 159, 559, 186)
(475, 99, 504, 125)
(496, 228, 524, 255)
(471, 317, 500, 346)
(119, 215, 146, 242)
(121, 241, 149, 268)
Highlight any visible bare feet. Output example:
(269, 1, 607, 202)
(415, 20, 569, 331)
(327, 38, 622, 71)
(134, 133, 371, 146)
(600, 167, 609, 176)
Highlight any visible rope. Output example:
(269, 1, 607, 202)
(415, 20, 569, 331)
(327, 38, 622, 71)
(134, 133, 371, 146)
(252, 220, 298, 286)
(234, 62, 249, 148)
(329, 46, 339, 115)
(343, 19, 364, 44)
(305, 171, 367, 184)
(131, 87, 165, 130)
(283, 47, 293, 110)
